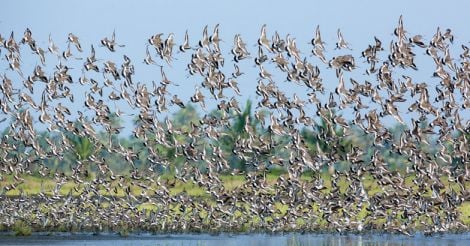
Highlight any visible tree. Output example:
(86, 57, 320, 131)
(218, 99, 268, 171)
(172, 104, 200, 130)
(301, 110, 353, 173)
(71, 135, 93, 161)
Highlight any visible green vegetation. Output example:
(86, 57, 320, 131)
(0, 100, 469, 235)
(12, 220, 32, 236)
(2, 172, 469, 232)
(458, 202, 470, 226)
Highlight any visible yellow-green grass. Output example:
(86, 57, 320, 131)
(2, 173, 468, 198)
(2, 173, 470, 227)
(458, 202, 470, 226)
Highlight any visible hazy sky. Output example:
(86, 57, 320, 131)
(1, 0, 469, 134)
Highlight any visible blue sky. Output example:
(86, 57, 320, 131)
(1, 0, 469, 134)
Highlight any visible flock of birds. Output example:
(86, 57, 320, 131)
(0, 16, 469, 235)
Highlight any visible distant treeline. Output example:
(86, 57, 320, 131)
(0, 100, 464, 177)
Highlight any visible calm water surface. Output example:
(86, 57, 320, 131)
(1, 233, 470, 246)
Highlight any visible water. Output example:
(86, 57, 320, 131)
(1, 233, 470, 246)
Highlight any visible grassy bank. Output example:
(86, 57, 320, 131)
(1, 171, 469, 235)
